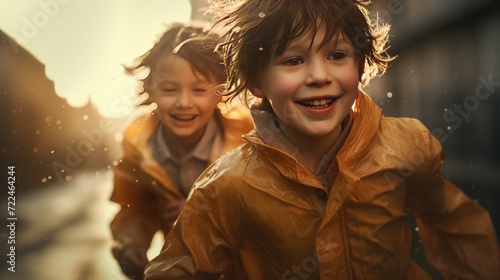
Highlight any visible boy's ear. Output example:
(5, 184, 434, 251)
(248, 84, 265, 98)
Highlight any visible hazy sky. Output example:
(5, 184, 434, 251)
(0, 0, 191, 118)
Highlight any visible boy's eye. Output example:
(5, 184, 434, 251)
(158, 88, 177, 95)
(193, 88, 207, 93)
(161, 88, 176, 92)
(328, 51, 348, 61)
(282, 57, 304, 66)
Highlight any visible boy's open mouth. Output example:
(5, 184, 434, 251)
(297, 98, 336, 109)
(171, 114, 197, 121)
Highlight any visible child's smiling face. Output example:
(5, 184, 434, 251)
(148, 54, 221, 140)
(251, 24, 359, 143)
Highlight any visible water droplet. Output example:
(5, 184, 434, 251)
(387, 92, 393, 98)
(258, 12, 266, 18)
(446, 126, 452, 131)
(415, 227, 419, 232)
(233, 26, 241, 33)
(65, 175, 73, 182)
(83, 115, 89, 120)
(33, 148, 38, 153)
(41, 178, 47, 183)
(50, 150, 54, 154)
(258, 47, 264, 51)
(115, 132, 124, 142)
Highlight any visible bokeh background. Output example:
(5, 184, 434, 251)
(1, 0, 499, 279)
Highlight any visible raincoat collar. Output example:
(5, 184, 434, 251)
(243, 91, 382, 186)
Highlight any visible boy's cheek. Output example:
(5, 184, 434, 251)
(271, 77, 301, 97)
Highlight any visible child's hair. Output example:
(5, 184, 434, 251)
(125, 22, 226, 103)
(209, 0, 393, 105)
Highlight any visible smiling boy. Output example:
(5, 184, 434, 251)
(144, 1, 499, 279)
(109, 22, 252, 279)
(249, 31, 359, 173)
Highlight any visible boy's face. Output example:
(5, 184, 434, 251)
(148, 54, 221, 140)
(251, 25, 359, 143)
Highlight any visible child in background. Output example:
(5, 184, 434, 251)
(109, 22, 253, 279)
(145, 1, 500, 279)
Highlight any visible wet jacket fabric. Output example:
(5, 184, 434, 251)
(110, 109, 253, 261)
(144, 92, 500, 280)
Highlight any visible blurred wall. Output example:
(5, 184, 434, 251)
(365, 0, 500, 231)
(363, 3, 500, 274)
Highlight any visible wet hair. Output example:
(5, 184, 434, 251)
(125, 22, 225, 103)
(209, 0, 393, 105)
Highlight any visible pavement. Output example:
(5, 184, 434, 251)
(0, 169, 163, 280)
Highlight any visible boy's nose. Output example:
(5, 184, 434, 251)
(305, 60, 332, 87)
(175, 92, 193, 108)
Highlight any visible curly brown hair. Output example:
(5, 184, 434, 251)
(209, 0, 393, 106)
(125, 22, 226, 104)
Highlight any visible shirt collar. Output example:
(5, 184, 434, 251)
(152, 116, 218, 164)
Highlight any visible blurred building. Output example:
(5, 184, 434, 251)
(366, 0, 500, 227)
(0, 29, 124, 279)
(0, 30, 121, 192)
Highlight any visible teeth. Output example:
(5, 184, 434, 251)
(300, 98, 334, 108)
(172, 115, 196, 121)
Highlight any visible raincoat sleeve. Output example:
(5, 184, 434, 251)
(144, 172, 240, 280)
(405, 123, 500, 279)
(110, 154, 163, 261)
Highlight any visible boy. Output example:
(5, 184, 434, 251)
(145, 1, 500, 279)
(109, 22, 252, 279)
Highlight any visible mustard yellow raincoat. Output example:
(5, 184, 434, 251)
(110, 109, 253, 262)
(145, 92, 499, 280)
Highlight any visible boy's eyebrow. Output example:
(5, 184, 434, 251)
(157, 79, 212, 86)
(285, 38, 353, 52)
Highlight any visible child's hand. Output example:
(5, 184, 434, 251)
(120, 245, 148, 279)
(162, 199, 186, 225)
